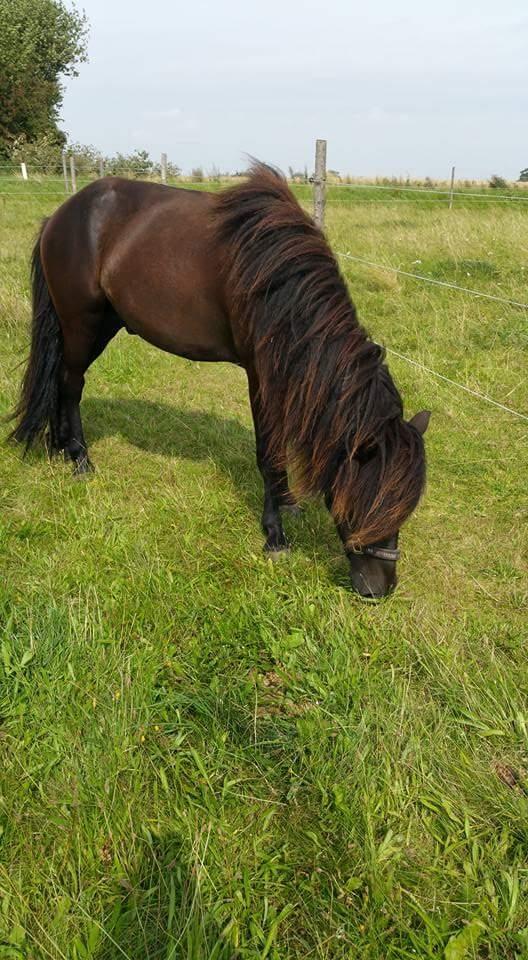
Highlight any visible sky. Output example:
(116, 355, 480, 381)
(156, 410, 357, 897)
(61, 0, 528, 180)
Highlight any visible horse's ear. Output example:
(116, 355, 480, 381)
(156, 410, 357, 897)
(409, 410, 431, 435)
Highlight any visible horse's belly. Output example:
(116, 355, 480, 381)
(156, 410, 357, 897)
(106, 282, 240, 364)
(126, 312, 239, 363)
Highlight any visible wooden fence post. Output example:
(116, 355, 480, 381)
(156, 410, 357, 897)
(69, 155, 77, 194)
(62, 151, 69, 193)
(99, 157, 104, 178)
(161, 152, 167, 184)
(449, 165, 455, 209)
(313, 139, 327, 229)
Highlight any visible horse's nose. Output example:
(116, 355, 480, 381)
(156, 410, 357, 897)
(355, 584, 385, 601)
(351, 574, 396, 600)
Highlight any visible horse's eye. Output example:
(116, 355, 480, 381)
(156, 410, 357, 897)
(356, 444, 376, 465)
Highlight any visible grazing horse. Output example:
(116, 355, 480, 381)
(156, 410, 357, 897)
(10, 162, 430, 597)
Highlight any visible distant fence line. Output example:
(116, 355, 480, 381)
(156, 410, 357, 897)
(1, 145, 527, 206)
(4, 191, 528, 208)
(326, 182, 528, 201)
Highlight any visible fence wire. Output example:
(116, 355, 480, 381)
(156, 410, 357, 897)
(385, 348, 528, 422)
(326, 182, 528, 201)
(336, 251, 528, 310)
(336, 253, 528, 422)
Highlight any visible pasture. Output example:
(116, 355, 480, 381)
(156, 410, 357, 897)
(0, 178, 527, 959)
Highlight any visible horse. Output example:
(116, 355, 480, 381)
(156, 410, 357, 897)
(9, 161, 430, 598)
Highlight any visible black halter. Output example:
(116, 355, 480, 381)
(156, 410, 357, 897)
(347, 544, 401, 562)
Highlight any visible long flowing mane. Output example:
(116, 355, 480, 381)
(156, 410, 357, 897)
(214, 162, 426, 547)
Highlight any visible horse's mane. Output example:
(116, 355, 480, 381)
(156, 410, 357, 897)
(214, 162, 426, 547)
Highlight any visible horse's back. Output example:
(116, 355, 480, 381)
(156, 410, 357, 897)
(40, 178, 240, 364)
(42, 177, 215, 284)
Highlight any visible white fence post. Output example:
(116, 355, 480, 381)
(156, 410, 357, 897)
(161, 152, 167, 184)
(20, 162, 28, 181)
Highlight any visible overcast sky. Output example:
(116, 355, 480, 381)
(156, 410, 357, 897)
(61, 0, 527, 180)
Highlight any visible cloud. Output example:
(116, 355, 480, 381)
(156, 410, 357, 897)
(144, 108, 182, 120)
(348, 108, 412, 125)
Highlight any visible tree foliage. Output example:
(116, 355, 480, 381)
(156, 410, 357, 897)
(0, 0, 88, 158)
(7, 139, 183, 179)
(489, 174, 507, 189)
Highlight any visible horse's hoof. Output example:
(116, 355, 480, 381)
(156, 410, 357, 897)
(72, 459, 94, 479)
(264, 544, 290, 560)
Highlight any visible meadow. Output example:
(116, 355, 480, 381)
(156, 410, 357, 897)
(0, 175, 527, 959)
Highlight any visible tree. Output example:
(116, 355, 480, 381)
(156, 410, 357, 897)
(0, 0, 88, 158)
(489, 174, 507, 189)
(105, 149, 154, 178)
(519, 168, 528, 182)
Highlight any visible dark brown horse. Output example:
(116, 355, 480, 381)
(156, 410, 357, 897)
(10, 162, 430, 597)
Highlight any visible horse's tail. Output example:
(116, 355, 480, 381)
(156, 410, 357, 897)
(9, 222, 63, 451)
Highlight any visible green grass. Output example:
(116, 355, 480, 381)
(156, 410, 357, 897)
(0, 182, 527, 959)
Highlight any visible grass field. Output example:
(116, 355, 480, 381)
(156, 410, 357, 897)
(0, 178, 527, 959)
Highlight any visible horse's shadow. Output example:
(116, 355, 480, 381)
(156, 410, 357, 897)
(85, 396, 257, 494)
(83, 396, 340, 567)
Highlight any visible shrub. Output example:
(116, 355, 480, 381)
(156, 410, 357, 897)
(10, 133, 64, 174)
(489, 174, 507, 189)
(67, 141, 102, 176)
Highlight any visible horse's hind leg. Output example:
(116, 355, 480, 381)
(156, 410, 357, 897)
(60, 308, 121, 476)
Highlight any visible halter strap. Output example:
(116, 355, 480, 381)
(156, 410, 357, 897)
(348, 545, 401, 562)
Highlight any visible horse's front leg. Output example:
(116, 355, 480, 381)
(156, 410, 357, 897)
(259, 458, 291, 552)
(247, 371, 290, 553)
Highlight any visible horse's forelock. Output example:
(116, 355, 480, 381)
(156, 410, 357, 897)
(332, 419, 426, 549)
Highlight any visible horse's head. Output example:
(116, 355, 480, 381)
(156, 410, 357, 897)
(328, 410, 430, 599)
